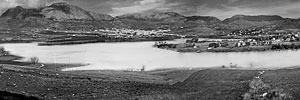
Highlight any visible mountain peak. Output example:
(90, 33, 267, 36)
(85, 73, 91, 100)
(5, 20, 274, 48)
(230, 15, 247, 19)
(0, 2, 114, 21)
(15, 6, 24, 10)
(42, 2, 114, 21)
(50, 2, 70, 6)
(0, 6, 43, 20)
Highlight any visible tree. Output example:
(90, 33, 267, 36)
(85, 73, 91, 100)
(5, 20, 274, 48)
(30, 57, 39, 65)
(0, 47, 4, 53)
(141, 65, 145, 72)
(0, 47, 9, 56)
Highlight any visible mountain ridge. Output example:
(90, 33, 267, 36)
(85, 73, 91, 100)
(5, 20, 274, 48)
(1, 2, 114, 21)
(0, 2, 300, 35)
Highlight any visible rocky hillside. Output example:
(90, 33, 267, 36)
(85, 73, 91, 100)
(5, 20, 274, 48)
(0, 6, 44, 20)
(116, 12, 225, 35)
(223, 15, 284, 22)
(1, 2, 300, 35)
(116, 12, 187, 22)
(1, 2, 114, 21)
(186, 16, 221, 23)
(223, 15, 286, 30)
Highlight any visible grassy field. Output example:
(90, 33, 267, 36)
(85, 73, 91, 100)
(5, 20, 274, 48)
(0, 55, 22, 61)
(261, 67, 300, 99)
(0, 63, 261, 100)
(1, 61, 300, 100)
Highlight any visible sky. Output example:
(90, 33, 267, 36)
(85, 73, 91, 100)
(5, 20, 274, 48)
(0, 0, 300, 20)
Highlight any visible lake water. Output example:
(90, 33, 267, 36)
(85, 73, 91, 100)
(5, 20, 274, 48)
(2, 39, 300, 71)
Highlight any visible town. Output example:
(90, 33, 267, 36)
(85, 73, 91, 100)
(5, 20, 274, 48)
(154, 29, 300, 53)
(0, 28, 182, 46)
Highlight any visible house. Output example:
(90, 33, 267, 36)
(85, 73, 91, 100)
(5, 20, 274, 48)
(209, 43, 220, 48)
(249, 40, 258, 46)
(235, 42, 242, 47)
(220, 42, 229, 47)
(272, 40, 282, 45)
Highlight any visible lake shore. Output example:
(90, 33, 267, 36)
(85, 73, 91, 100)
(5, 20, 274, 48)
(156, 42, 300, 53)
(1, 62, 300, 100)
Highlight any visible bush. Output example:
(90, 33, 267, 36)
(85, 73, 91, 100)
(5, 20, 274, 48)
(30, 57, 39, 65)
(0, 47, 9, 56)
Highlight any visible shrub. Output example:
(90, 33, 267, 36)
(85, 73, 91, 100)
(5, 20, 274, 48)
(30, 57, 39, 65)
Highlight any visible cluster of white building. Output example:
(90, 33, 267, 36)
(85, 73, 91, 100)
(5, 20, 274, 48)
(95, 28, 172, 36)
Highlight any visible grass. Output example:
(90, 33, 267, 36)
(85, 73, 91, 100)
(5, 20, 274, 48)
(2, 61, 300, 100)
(261, 67, 300, 99)
(0, 55, 22, 61)
(174, 69, 260, 100)
(0, 91, 40, 100)
(62, 70, 167, 84)
(149, 68, 198, 84)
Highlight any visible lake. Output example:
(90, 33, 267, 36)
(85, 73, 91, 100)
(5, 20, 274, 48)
(2, 39, 300, 71)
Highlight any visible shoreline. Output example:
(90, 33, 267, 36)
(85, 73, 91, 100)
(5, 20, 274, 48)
(3, 60, 299, 72)
(157, 44, 300, 53)
(1, 61, 300, 99)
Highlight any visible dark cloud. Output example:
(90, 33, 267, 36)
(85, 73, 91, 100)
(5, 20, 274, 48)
(1, 0, 300, 19)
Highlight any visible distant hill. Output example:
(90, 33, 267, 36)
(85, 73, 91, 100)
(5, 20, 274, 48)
(116, 12, 187, 22)
(1, 6, 44, 20)
(116, 12, 225, 35)
(186, 16, 221, 23)
(223, 15, 284, 22)
(0, 2, 122, 30)
(0, 2, 300, 35)
(1, 2, 114, 21)
(222, 15, 286, 30)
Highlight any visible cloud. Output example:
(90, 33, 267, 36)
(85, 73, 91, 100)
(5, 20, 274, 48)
(156, 0, 300, 19)
(109, 0, 167, 16)
(0, 0, 19, 12)
(1, 0, 300, 19)
(0, 0, 64, 14)
(193, 0, 300, 19)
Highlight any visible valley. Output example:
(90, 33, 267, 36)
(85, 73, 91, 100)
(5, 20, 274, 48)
(1, 1, 300, 100)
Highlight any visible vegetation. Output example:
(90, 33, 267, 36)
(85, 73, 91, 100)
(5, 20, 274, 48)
(0, 91, 40, 100)
(1, 56, 300, 100)
(29, 57, 39, 65)
(0, 47, 9, 56)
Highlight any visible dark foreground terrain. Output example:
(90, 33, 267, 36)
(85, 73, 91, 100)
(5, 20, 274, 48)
(0, 63, 298, 100)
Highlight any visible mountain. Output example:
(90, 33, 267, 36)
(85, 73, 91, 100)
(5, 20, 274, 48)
(186, 16, 221, 23)
(116, 12, 187, 22)
(222, 15, 286, 30)
(223, 15, 284, 23)
(1, 3, 300, 36)
(1, 6, 44, 20)
(1, 2, 114, 21)
(115, 12, 225, 35)
(40, 2, 114, 21)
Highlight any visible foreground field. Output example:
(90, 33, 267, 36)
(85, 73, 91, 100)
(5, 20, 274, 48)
(0, 63, 299, 100)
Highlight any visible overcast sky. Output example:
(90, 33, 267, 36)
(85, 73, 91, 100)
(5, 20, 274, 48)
(1, 0, 300, 19)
